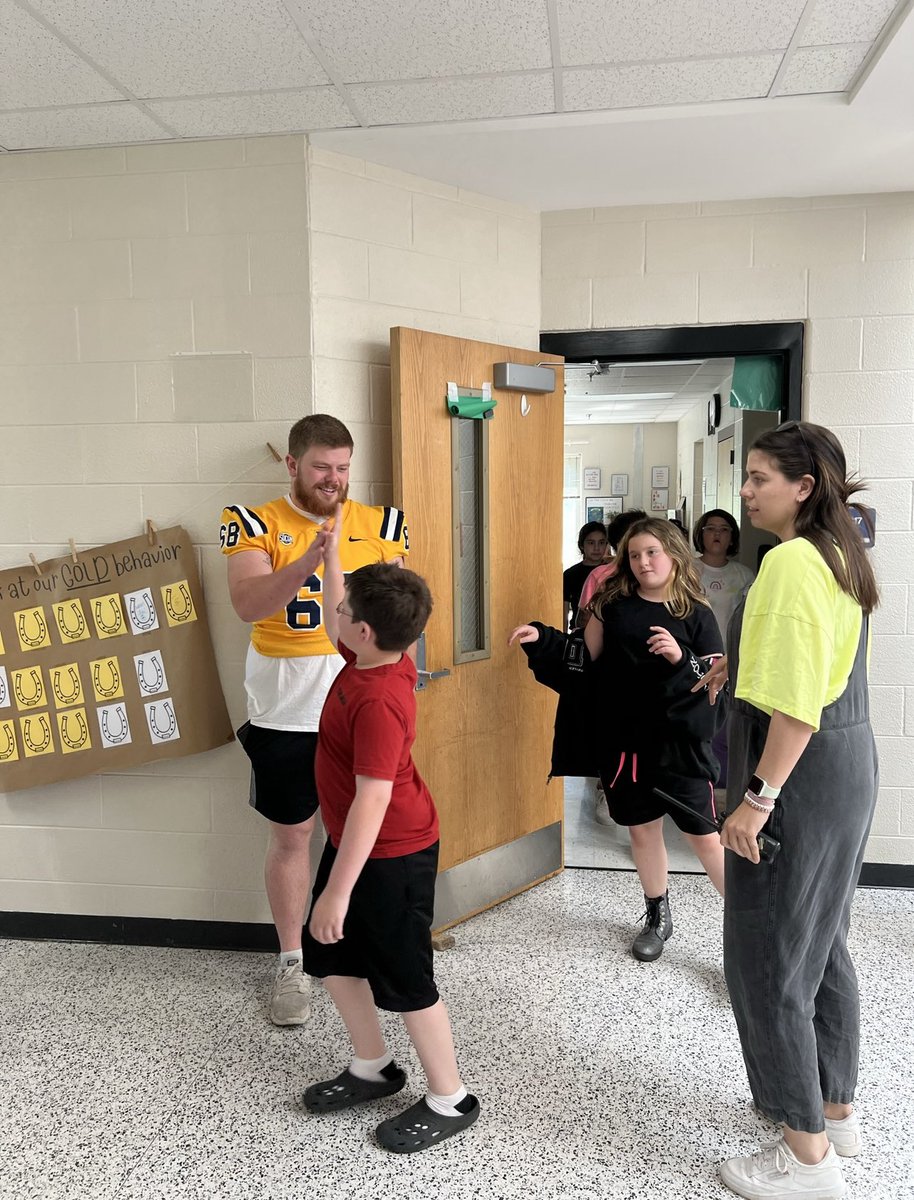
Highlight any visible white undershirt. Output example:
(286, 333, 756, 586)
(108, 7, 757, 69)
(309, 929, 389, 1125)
(244, 643, 344, 732)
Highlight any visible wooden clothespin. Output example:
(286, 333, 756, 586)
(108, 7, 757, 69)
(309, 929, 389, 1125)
(146, 519, 159, 546)
(29, 554, 43, 576)
(68, 538, 78, 563)
(266, 442, 283, 463)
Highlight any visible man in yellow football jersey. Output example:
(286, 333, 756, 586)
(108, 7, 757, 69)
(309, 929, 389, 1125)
(221, 414, 409, 1025)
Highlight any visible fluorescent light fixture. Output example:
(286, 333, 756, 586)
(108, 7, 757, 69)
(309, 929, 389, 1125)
(569, 392, 676, 405)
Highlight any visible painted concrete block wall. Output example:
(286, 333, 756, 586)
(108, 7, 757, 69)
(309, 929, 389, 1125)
(0, 136, 541, 924)
(0, 135, 312, 923)
(307, 145, 542, 517)
(543, 195, 914, 865)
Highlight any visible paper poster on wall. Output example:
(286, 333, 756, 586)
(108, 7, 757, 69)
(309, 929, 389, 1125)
(0, 526, 233, 793)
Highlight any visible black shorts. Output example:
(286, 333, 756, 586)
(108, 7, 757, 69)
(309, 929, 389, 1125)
(302, 840, 440, 1013)
(600, 752, 718, 836)
(236, 721, 319, 825)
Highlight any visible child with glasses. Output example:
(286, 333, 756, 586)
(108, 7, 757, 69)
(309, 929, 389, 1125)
(299, 509, 479, 1154)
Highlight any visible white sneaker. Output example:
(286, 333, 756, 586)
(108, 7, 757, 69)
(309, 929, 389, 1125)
(270, 961, 312, 1026)
(719, 1137, 846, 1199)
(824, 1111, 862, 1157)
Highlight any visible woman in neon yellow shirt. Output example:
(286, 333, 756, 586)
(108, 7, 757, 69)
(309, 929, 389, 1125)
(702, 422, 879, 1200)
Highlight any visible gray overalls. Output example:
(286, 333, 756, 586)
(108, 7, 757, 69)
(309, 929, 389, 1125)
(724, 602, 878, 1133)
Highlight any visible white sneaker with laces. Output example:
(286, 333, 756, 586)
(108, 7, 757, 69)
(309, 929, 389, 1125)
(719, 1137, 846, 1200)
(270, 961, 312, 1026)
(824, 1111, 862, 1157)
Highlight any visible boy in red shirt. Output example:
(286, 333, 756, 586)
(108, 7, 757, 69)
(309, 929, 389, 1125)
(300, 508, 479, 1154)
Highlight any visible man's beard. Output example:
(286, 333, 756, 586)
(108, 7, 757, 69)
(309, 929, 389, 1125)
(291, 475, 349, 517)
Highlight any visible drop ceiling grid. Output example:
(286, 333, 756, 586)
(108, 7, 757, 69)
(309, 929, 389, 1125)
(0, 0, 908, 151)
(21, 0, 331, 96)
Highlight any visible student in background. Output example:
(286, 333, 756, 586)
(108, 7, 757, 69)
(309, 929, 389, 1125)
(693, 509, 755, 643)
(576, 510, 648, 628)
(563, 522, 607, 631)
(693, 509, 755, 789)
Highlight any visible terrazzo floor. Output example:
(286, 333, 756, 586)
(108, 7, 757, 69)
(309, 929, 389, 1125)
(3, 863, 912, 1200)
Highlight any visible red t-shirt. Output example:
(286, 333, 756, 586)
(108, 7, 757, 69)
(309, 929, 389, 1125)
(315, 642, 439, 858)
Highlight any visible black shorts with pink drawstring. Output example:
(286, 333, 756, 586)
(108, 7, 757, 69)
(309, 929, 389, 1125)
(599, 750, 719, 835)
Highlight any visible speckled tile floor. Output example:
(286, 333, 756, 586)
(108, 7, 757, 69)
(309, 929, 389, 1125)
(2, 875, 912, 1199)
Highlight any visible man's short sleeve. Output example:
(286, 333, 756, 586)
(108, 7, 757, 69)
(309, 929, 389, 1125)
(219, 504, 270, 558)
(379, 507, 409, 561)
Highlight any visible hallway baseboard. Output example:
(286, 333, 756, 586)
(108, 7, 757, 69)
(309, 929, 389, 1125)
(1, 859, 909, 950)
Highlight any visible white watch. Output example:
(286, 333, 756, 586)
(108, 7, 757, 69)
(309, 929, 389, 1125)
(748, 774, 781, 801)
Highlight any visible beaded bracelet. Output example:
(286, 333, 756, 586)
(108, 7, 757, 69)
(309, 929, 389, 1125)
(744, 790, 775, 814)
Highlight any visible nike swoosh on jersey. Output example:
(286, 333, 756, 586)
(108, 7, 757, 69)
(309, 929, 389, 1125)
(348, 536, 366, 542)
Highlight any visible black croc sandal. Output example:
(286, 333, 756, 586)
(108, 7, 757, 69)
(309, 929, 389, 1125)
(303, 1064, 406, 1112)
(376, 1095, 480, 1153)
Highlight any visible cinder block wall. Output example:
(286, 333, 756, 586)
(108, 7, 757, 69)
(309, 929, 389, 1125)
(0, 136, 541, 923)
(542, 196, 914, 865)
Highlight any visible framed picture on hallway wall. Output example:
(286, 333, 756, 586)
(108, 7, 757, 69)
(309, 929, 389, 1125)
(610, 473, 628, 496)
(650, 487, 669, 511)
(651, 466, 670, 488)
(586, 497, 623, 524)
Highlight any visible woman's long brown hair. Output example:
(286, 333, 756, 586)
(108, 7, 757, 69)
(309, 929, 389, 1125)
(750, 422, 879, 615)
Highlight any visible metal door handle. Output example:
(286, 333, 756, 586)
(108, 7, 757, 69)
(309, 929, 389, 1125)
(415, 668, 450, 691)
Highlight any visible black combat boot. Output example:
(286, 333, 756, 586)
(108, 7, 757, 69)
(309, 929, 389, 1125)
(631, 891, 673, 962)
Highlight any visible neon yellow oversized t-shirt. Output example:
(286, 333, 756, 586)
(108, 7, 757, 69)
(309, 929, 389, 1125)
(735, 538, 862, 732)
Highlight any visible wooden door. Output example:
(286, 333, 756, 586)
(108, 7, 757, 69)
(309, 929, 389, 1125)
(391, 327, 565, 926)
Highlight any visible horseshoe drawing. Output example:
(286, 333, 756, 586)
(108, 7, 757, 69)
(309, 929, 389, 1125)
(0, 672, 7, 707)
(17, 610, 47, 648)
(0, 724, 16, 761)
(148, 701, 177, 741)
(93, 659, 121, 698)
(101, 705, 130, 745)
(128, 592, 157, 631)
(52, 666, 82, 706)
(22, 714, 52, 754)
(59, 711, 89, 750)
(94, 597, 123, 635)
(14, 669, 44, 708)
(136, 654, 164, 695)
(163, 584, 194, 623)
(56, 601, 86, 640)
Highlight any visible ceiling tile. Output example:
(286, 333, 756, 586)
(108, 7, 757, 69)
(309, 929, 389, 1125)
(0, 103, 169, 150)
(146, 90, 357, 138)
(290, 0, 551, 83)
(778, 44, 871, 94)
(351, 73, 555, 126)
(27, 0, 329, 97)
(563, 55, 781, 112)
(0, 0, 120, 108)
(802, 0, 901, 46)
(556, 0, 807, 65)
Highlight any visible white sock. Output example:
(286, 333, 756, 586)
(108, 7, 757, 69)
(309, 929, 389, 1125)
(350, 1050, 393, 1082)
(426, 1085, 468, 1117)
(278, 949, 302, 972)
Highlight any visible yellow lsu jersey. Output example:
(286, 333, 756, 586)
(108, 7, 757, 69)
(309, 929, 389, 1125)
(219, 496, 409, 658)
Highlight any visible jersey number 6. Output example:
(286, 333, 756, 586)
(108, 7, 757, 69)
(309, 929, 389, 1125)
(286, 574, 322, 631)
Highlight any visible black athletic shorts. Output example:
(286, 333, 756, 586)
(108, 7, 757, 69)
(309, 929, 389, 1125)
(600, 751, 718, 836)
(236, 721, 319, 825)
(302, 839, 440, 1013)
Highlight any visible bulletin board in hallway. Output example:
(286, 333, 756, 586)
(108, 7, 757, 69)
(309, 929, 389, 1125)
(0, 526, 234, 793)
